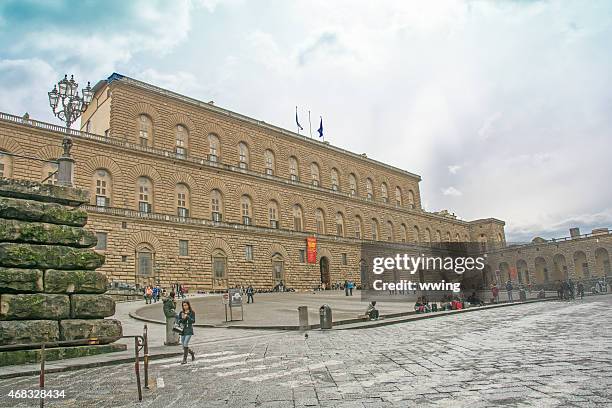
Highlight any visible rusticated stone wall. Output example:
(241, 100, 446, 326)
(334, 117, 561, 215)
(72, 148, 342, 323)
(0, 179, 123, 363)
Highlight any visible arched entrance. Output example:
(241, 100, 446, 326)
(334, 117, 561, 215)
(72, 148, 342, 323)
(517, 259, 529, 284)
(573, 251, 589, 279)
(320, 256, 330, 288)
(271, 253, 285, 287)
(595, 248, 610, 277)
(534, 257, 548, 283)
(553, 254, 568, 281)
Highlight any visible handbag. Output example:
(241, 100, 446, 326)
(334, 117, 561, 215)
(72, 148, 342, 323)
(172, 319, 184, 334)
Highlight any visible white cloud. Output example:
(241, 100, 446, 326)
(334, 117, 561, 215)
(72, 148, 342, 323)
(448, 165, 461, 174)
(441, 187, 462, 197)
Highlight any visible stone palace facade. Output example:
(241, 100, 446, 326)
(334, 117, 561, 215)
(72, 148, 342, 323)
(0, 73, 506, 291)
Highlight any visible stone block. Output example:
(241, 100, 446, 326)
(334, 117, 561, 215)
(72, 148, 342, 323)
(0, 197, 87, 227)
(0, 219, 96, 247)
(0, 243, 104, 270)
(0, 268, 43, 292)
(44, 270, 107, 294)
(70, 294, 115, 318)
(0, 179, 89, 206)
(59, 319, 122, 344)
(0, 320, 59, 346)
(0, 293, 70, 320)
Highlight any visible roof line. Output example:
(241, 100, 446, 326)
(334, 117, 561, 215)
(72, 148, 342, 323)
(104, 72, 422, 181)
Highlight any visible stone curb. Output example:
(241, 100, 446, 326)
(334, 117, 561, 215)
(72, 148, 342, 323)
(129, 296, 575, 331)
(0, 350, 183, 380)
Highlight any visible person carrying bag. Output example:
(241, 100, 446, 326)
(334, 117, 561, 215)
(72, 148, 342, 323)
(175, 300, 196, 364)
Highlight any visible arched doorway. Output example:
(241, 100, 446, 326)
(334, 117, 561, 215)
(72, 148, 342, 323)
(517, 259, 529, 284)
(320, 256, 330, 288)
(595, 248, 610, 277)
(135, 244, 155, 289)
(499, 262, 510, 282)
(534, 257, 548, 283)
(553, 254, 568, 281)
(573, 251, 589, 279)
(271, 253, 285, 287)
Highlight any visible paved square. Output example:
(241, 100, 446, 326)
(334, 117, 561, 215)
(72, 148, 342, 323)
(1, 296, 611, 407)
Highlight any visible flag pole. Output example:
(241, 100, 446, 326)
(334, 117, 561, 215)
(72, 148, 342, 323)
(295, 106, 300, 134)
(308, 110, 312, 138)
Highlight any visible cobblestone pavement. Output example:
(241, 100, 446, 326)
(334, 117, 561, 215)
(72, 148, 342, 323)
(1, 296, 611, 407)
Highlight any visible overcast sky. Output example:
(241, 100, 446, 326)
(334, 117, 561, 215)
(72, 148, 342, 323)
(1, 0, 610, 242)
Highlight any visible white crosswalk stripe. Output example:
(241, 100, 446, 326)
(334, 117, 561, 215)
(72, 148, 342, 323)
(149, 351, 234, 366)
(241, 360, 343, 382)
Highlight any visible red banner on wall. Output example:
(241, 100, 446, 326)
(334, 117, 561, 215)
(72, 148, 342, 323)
(306, 237, 317, 264)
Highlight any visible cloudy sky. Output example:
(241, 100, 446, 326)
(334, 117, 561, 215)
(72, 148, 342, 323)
(1, 0, 611, 242)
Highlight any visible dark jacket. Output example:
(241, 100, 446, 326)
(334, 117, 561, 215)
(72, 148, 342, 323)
(162, 297, 176, 318)
(176, 310, 196, 336)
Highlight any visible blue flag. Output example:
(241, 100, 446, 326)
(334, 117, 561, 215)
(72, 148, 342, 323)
(317, 117, 323, 138)
(295, 107, 303, 131)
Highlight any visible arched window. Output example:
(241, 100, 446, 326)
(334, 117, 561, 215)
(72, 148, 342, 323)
(289, 156, 299, 181)
(176, 183, 190, 218)
(435, 230, 442, 242)
(264, 150, 275, 175)
(272, 253, 285, 285)
(425, 228, 432, 243)
(348, 173, 357, 196)
(210, 189, 223, 221)
(381, 183, 389, 203)
(407, 190, 415, 209)
(315, 208, 325, 234)
(212, 249, 227, 287)
(42, 162, 58, 185)
(93, 169, 112, 207)
(446, 231, 451, 242)
(330, 168, 339, 191)
(413, 226, 420, 243)
(336, 212, 345, 237)
(293, 205, 304, 232)
(208, 133, 220, 162)
(241, 195, 252, 225)
(400, 224, 407, 243)
(138, 114, 152, 147)
(354, 216, 363, 239)
(175, 125, 188, 158)
(366, 178, 374, 200)
(0, 150, 13, 178)
(371, 218, 379, 241)
(268, 200, 279, 229)
(386, 221, 394, 241)
(310, 162, 320, 187)
(455, 233, 460, 242)
(136, 176, 153, 213)
(238, 142, 249, 169)
(395, 187, 402, 207)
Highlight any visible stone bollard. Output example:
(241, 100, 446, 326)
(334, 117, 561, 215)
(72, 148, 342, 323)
(164, 317, 179, 346)
(298, 306, 309, 331)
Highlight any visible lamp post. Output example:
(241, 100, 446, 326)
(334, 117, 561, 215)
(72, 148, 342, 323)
(48, 74, 93, 186)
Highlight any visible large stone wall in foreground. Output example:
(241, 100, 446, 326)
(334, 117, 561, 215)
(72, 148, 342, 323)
(0, 179, 123, 365)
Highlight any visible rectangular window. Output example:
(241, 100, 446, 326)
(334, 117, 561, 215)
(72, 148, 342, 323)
(265, 168, 273, 176)
(212, 212, 222, 222)
(176, 146, 186, 158)
(290, 174, 298, 182)
(177, 207, 189, 218)
(138, 252, 152, 276)
(299, 249, 306, 263)
(96, 195, 108, 207)
(139, 202, 151, 213)
(179, 240, 189, 256)
(342, 253, 347, 265)
(270, 220, 278, 229)
(121, 221, 127, 229)
(245, 245, 253, 261)
(121, 255, 127, 262)
(95, 232, 107, 250)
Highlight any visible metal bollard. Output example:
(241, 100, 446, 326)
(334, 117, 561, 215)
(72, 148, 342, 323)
(298, 306, 309, 331)
(143, 325, 149, 389)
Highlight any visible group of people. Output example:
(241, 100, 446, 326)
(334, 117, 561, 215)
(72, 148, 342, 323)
(556, 279, 585, 300)
(143, 283, 187, 304)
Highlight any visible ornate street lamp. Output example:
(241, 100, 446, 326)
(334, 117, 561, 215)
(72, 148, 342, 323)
(48, 74, 93, 186)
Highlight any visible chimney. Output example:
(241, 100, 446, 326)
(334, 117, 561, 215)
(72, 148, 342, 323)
(569, 227, 580, 238)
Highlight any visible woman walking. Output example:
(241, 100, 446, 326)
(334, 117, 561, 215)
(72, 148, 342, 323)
(176, 300, 196, 364)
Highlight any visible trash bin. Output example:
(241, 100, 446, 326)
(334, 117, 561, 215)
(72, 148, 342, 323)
(519, 289, 527, 301)
(319, 304, 332, 329)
